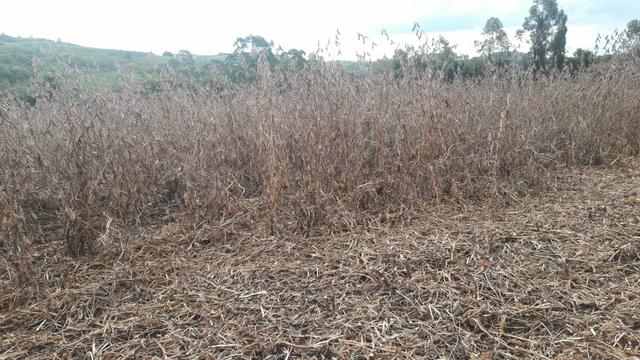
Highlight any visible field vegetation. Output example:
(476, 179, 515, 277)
(2, 32, 639, 259)
(1, 3, 640, 358)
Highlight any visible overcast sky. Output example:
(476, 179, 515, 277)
(1, 0, 637, 59)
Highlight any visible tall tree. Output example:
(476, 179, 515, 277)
(226, 35, 276, 83)
(280, 49, 307, 71)
(550, 10, 567, 71)
(628, 19, 640, 43)
(475, 17, 511, 58)
(518, 0, 568, 73)
(233, 35, 271, 55)
(432, 36, 460, 80)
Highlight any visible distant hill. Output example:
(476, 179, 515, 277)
(0, 33, 229, 90)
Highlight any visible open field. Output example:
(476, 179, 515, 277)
(1, 163, 640, 359)
(1, 39, 640, 359)
(2, 1, 640, 359)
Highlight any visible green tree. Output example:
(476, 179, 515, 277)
(628, 19, 640, 43)
(391, 48, 409, 79)
(518, 0, 568, 73)
(226, 35, 279, 84)
(233, 35, 271, 55)
(168, 50, 194, 70)
(475, 17, 511, 58)
(573, 48, 594, 68)
(432, 36, 460, 80)
(280, 49, 306, 71)
(550, 11, 567, 71)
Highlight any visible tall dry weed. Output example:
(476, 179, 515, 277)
(0, 49, 639, 276)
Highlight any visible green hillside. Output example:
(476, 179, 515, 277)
(0, 33, 230, 90)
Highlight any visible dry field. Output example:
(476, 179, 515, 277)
(1, 52, 640, 359)
(1, 163, 639, 359)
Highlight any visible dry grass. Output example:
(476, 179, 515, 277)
(2, 56, 639, 249)
(1, 161, 640, 359)
(1, 49, 640, 358)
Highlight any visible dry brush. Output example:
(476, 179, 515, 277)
(1, 53, 639, 284)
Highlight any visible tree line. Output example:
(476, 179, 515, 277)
(164, 0, 639, 87)
(2, 0, 639, 94)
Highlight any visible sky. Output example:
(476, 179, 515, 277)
(1, 0, 638, 59)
